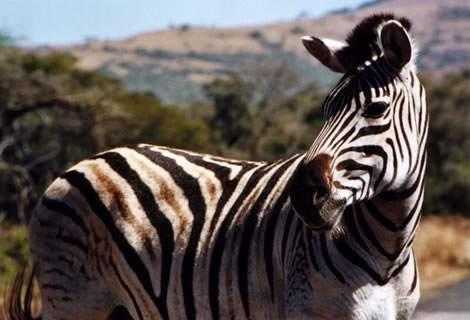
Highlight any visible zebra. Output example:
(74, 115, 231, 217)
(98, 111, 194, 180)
(8, 13, 428, 320)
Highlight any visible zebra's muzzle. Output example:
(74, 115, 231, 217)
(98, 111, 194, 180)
(293, 194, 346, 231)
(290, 155, 347, 230)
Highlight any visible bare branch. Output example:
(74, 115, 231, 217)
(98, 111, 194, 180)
(1, 98, 86, 127)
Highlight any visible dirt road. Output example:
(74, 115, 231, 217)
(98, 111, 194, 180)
(414, 277, 470, 320)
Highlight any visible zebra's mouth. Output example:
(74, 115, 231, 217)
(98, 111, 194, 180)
(297, 196, 347, 231)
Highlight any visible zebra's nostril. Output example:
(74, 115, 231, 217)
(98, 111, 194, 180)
(313, 185, 330, 205)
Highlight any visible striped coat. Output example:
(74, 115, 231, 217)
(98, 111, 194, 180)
(30, 145, 308, 319)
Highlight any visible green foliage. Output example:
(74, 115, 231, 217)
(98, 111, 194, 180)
(202, 66, 325, 160)
(203, 74, 254, 150)
(423, 71, 470, 215)
(115, 92, 211, 151)
(22, 52, 77, 75)
(0, 47, 212, 224)
(0, 223, 29, 287)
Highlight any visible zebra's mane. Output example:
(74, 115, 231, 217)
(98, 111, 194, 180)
(336, 13, 412, 72)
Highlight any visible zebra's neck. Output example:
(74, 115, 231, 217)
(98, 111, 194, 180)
(337, 173, 424, 274)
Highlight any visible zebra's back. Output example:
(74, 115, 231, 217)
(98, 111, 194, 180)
(29, 144, 305, 319)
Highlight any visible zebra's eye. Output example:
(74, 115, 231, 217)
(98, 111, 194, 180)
(363, 101, 389, 118)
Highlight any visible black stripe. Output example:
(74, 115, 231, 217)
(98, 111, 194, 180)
(410, 138, 426, 178)
(305, 231, 319, 271)
(208, 164, 269, 319)
(162, 147, 233, 181)
(43, 268, 75, 282)
(320, 233, 345, 284)
(61, 170, 169, 319)
(41, 197, 89, 236)
(371, 61, 393, 92)
(334, 236, 384, 284)
(263, 189, 289, 301)
(93, 151, 174, 318)
(356, 205, 401, 260)
(281, 209, 295, 266)
(165, 147, 258, 255)
(407, 89, 414, 133)
(388, 253, 411, 280)
(398, 184, 424, 230)
(237, 203, 259, 318)
(237, 157, 299, 317)
(55, 232, 88, 254)
(382, 138, 398, 190)
(360, 77, 372, 105)
(408, 253, 418, 295)
(289, 216, 305, 270)
(343, 206, 370, 254)
(352, 121, 391, 140)
(330, 126, 355, 154)
(328, 100, 358, 151)
(416, 84, 424, 132)
(338, 145, 388, 190)
(379, 154, 424, 201)
(42, 283, 69, 292)
(336, 159, 373, 175)
(130, 145, 206, 320)
(56, 254, 73, 267)
(263, 156, 303, 302)
(365, 200, 398, 232)
(110, 258, 144, 320)
(392, 91, 405, 160)
(397, 92, 413, 162)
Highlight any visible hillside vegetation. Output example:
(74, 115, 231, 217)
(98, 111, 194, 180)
(56, 0, 470, 102)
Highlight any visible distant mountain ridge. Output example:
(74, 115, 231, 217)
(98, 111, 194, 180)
(55, 0, 470, 102)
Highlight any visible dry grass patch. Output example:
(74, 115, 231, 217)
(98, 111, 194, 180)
(414, 215, 470, 296)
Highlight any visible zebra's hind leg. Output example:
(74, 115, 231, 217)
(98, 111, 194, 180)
(30, 206, 117, 319)
(36, 260, 116, 320)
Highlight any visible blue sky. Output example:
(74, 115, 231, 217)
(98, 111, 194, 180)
(0, 0, 368, 46)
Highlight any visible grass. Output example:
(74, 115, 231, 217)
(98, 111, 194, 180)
(0, 222, 29, 320)
(0, 223, 28, 289)
(414, 215, 470, 297)
(0, 215, 469, 317)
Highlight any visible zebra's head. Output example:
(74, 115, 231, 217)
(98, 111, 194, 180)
(290, 14, 427, 231)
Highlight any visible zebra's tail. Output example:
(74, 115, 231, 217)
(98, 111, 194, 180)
(5, 264, 41, 320)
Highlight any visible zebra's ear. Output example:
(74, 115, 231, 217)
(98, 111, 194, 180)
(302, 36, 346, 73)
(379, 21, 412, 71)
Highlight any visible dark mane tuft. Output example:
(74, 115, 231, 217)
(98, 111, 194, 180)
(336, 13, 412, 72)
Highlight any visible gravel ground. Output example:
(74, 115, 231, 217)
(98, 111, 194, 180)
(413, 277, 470, 320)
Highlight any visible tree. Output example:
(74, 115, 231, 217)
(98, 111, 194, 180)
(203, 73, 254, 156)
(0, 48, 212, 222)
(423, 71, 470, 215)
(203, 59, 319, 160)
